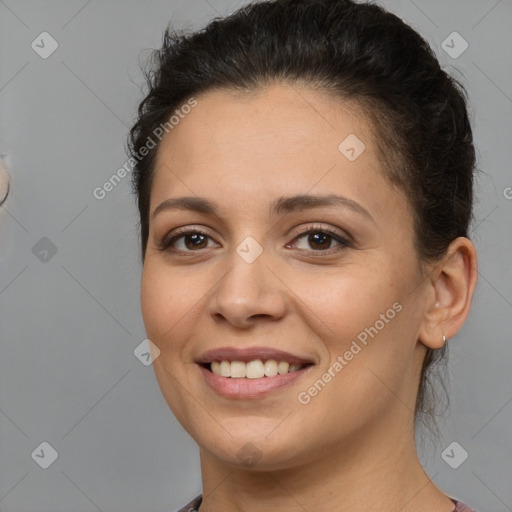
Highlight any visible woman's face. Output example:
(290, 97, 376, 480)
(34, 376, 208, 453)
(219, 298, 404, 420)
(141, 83, 431, 469)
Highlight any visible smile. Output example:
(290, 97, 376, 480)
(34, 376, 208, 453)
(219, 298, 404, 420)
(208, 359, 308, 379)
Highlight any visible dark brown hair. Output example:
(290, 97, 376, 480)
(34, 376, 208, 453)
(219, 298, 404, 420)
(128, 0, 476, 429)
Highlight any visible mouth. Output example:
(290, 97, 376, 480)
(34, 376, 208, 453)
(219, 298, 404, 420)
(196, 347, 315, 399)
(201, 359, 312, 378)
(197, 346, 315, 377)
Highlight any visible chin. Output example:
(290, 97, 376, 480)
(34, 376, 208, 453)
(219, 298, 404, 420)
(200, 436, 309, 472)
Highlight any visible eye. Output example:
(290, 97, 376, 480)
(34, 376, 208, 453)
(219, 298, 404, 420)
(159, 228, 218, 253)
(287, 225, 352, 253)
(158, 224, 352, 255)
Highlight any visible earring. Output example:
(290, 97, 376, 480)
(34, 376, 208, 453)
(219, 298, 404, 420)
(442, 334, 447, 343)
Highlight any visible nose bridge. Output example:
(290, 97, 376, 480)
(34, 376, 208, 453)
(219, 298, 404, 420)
(210, 237, 286, 326)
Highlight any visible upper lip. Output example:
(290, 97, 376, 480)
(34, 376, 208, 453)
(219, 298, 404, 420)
(196, 346, 315, 365)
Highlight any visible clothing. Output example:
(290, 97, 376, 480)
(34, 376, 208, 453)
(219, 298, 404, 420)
(176, 494, 478, 512)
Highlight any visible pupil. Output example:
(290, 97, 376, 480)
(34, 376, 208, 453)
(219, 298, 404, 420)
(186, 234, 207, 250)
(309, 232, 331, 250)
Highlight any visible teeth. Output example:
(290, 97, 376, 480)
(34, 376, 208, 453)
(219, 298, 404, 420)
(278, 361, 289, 374)
(246, 360, 265, 379)
(264, 359, 278, 377)
(219, 360, 231, 377)
(209, 359, 306, 378)
(230, 361, 246, 378)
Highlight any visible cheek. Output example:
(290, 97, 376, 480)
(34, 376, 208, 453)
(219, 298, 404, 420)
(289, 263, 414, 388)
(296, 266, 421, 418)
(140, 264, 166, 338)
(140, 262, 201, 350)
(140, 262, 204, 427)
(290, 263, 399, 341)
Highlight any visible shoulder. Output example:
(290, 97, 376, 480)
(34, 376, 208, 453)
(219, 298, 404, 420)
(174, 494, 202, 512)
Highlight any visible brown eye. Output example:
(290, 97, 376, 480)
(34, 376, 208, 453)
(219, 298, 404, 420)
(306, 232, 334, 250)
(182, 233, 209, 250)
(159, 229, 217, 252)
(289, 226, 352, 253)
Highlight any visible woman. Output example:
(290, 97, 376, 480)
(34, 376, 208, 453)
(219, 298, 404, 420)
(128, 0, 479, 510)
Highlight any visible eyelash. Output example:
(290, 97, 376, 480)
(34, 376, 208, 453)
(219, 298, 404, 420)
(158, 224, 352, 255)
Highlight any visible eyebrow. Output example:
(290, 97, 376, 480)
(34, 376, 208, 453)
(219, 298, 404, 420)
(151, 193, 374, 223)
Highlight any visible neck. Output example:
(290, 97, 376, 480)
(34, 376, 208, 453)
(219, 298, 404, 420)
(197, 414, 455, 512)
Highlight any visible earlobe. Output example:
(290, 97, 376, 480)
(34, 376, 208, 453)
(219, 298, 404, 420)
(418, 237, 478, 350)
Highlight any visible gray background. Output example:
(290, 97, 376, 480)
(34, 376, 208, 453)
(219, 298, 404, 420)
(0, 0, 511, 510)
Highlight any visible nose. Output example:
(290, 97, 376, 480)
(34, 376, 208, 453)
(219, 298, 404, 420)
(209, 249, 287, 329)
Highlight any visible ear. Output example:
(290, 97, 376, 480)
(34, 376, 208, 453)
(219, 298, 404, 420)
(418, 237, 478, 349)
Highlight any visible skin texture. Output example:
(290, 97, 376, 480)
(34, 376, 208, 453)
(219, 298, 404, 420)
(140, 83, 478, 512)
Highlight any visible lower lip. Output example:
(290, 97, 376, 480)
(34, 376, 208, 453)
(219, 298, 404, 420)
(199, 365, 312, 399)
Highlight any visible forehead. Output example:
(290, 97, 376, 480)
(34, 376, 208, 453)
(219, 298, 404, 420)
(150, 83, 405, 222)
(156, 83, 371, 162)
